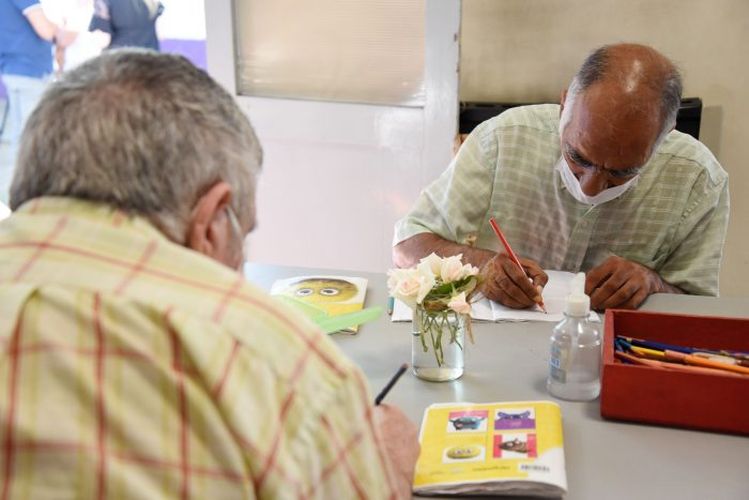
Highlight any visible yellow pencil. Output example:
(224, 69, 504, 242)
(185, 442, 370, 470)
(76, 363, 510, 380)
(630, 345, 667, 360)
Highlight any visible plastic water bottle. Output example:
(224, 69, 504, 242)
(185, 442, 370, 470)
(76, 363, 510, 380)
(547, 273, 601, 401)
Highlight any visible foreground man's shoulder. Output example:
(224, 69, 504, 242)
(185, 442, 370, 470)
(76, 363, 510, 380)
(472, 104, 561, 147)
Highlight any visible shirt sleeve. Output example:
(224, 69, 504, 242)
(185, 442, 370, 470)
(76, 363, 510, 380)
(657, 172, 730, 296)
(215, 316, 398, 498)
(89, 0, 113, 34)
(393, 121, 496, 247)
(288, 368, 399, 499)
(12, 0, 41, 13)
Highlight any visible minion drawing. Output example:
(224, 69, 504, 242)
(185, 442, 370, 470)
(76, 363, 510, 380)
(284, 278, 359, 304)
(274, 277, 364, 318)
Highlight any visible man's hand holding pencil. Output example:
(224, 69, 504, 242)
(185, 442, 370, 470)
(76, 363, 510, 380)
(481, 253, 548, 309)
(482, 217, 549, 311)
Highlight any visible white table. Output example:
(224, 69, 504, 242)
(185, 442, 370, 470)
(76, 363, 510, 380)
(245, 263, 749, 500)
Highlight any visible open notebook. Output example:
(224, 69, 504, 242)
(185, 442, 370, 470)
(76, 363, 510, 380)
(392, 270, 598, 323)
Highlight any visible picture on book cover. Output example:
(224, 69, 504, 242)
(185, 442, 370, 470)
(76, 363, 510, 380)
(443, 444, 486, 463)
(494, 407, 536, 430)
(493, 432, 538, 459)
(447, 410, 488, 433)
(270, 275, 368, 333)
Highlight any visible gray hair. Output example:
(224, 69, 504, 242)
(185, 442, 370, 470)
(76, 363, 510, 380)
(560, 44, 683, 144)
(10, 49, 262, 242)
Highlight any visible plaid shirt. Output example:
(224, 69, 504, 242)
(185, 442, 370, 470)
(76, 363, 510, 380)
(395, 104, 730, 295)
(0, 197, 398, 499)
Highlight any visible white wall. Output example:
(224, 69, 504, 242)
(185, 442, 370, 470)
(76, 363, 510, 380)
(158, 0, 205, 39)
(206, 1, 460, 274)
(460, 0, 749, 297)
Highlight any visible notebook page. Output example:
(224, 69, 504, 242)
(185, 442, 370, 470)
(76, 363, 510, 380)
(391, 296, 494, 322)
(489, 270, 598, 322)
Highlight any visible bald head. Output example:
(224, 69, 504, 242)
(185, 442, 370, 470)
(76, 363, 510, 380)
(561, 43, 682, 140)
(558, 44, 683, 196)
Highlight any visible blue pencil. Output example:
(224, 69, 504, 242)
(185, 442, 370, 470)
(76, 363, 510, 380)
(620, 336, 693, 354)
(619, 336, 749, 359)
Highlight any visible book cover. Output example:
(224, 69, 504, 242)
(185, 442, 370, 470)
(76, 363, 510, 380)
(270, 275, 368, 333)
(414, 401, 567, 497)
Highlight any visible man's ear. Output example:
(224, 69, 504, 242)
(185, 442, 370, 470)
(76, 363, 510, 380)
(186, 181, 233, 259)
(559, 89, 568, 115)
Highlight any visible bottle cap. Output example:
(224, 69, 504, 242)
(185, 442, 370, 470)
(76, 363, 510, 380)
(566, 272, 590, 316)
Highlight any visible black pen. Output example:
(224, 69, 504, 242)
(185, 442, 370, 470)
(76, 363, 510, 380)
(374, 363, 409, 405)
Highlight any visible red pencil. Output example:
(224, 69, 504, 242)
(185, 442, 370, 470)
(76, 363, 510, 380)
(488, 217, 547, 313)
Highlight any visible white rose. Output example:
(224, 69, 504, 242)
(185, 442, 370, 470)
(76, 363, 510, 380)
(387, 268, 409, 294)
(440, 254, 464, 283)
(415, 262, 436, 304)
(419, 252, 443, 276)
(460, 263, 479, 279)
(387, 269, 421, 308)
(448, 291, 472, 315)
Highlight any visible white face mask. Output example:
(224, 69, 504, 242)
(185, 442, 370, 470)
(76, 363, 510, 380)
(226, 206, 248, 271)
(556, 156, 639, 206)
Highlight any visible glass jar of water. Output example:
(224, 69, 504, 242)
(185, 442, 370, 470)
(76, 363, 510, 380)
(411, 306, 466, 382)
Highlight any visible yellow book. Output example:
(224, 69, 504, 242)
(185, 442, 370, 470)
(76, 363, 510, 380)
(270, 275, 368, 333)
(413, 401, 567, 497)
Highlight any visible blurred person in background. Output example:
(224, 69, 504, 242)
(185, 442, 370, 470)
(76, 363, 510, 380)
(89, 0, 164, 51)
(44, 0, 108, 72)
(0, 0, 76, 204)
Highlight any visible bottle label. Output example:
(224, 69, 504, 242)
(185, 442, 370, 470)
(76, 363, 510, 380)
(550, 343, 567, 383)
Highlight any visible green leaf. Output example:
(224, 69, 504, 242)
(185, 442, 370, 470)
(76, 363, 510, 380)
(275, 296, 328, 320)
(315, 306, 383, 334)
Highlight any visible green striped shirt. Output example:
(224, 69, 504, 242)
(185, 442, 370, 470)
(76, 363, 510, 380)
(395, 104, 730, 295)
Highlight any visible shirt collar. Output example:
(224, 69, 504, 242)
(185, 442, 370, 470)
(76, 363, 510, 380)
(14, 196, 170, 241)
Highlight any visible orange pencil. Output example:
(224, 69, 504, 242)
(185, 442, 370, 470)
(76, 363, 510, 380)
(665, 350, 749, 376)
(488, 217, 547, 313)
(615, 351, 745, 377)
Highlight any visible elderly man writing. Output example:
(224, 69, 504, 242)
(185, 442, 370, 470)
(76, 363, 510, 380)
(0, 50, 418, 498)
(394, 43, 729, 311)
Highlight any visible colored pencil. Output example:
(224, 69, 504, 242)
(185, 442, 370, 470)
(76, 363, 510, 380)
(614, 351, 744, 377)
(620, 336, 749, 366)
(620, 336, 694, 354)
(665, 350, 749, 376)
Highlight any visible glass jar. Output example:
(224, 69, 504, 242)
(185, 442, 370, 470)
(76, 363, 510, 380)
(411, 306, 466, 382)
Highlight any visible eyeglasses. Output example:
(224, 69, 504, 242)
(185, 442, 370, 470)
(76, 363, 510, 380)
(564, 144, 643, 180)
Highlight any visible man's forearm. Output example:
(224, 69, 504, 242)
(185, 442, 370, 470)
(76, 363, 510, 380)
(25, 8, 58, 42)
(392, 233, 495, 269)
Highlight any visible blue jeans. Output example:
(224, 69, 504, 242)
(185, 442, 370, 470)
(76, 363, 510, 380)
(0, 74, 48, 205)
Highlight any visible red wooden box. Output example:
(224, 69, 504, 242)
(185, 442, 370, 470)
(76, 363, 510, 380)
(600, 309, 749, 435)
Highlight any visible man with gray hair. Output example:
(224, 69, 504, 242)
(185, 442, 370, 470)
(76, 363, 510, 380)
(394, 43, 729, 310)
(0, 50, 419, 498)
